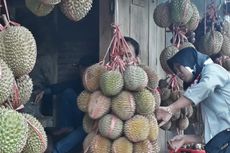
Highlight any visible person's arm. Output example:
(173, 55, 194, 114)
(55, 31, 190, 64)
(169, 135, 203, 152)
(156, 64, 229, 126)
(186, 64, 229, 103)
(156, 96, 192, 126)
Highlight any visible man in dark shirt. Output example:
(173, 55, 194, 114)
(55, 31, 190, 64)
(35, 55, 98, 153)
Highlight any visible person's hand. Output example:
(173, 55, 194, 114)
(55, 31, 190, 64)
(34, 90, 45, 103)
(168, 135, 185, 152)
(155, 106, 173, 127)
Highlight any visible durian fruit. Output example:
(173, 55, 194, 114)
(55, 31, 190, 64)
(124, 115, 150, 142)
(200, 31, 223, 56)
(88, 91, 111, 119)
(146, 115, 159, 141)
(134, 139, 153, 153)
(152, 89, 161, 110)
(60, 0, 93, 22)
(171, 109, 181, 121)
(151, 140, 160, 153)
(0, 58, 14, 104)
(112, 137, 133, 153)
(160, 87, 171, 101)
(134, 89, 155, 115)
(16, 75, 33, 105)
(179, 42, 195, 50)
(22, 114, 47, 153)
(0, 108, 28, 153)
(98, 114, 123, 140)
(160, 121, 171, 130)
(170, 0, 193, 24)
(3, 26, 37, 77)
(223, 20, 230, 37)
(160, 46, 179, 74)
(185, 3, 200, 31)
(83, 132, 96, 153)
(158, 78, 169, 89)
(220, 34, 230, 56)
(111, 91, 135, 120)
(222, 58, 230, 71)
(83, 114, 98, 133)
(161, 98, 173, 106)
(25, 0, 55, 17)
(77, 90, 91, 112)
(170, 89, 181, 101)
(153, 2, 171, 28)
(139, 64, 159, 89)
(124, 65, 148, 91)
(84, 133, 112, 153)
(40, 0, 61, 5)
(100, 70, 124, 96)
(178, 115, 189, 130)
(0, 31, 5, 58)
(82, 63, 106, 92)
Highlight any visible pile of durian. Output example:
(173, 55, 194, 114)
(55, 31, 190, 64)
(25, 0, 93, 22)
(0, 22, 47, 152)
(77, 26, 161, 153)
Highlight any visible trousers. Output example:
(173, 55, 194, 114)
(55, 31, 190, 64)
(205, 128, 230, 153)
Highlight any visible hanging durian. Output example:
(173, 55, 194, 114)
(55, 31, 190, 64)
(60, 0, 93, 22)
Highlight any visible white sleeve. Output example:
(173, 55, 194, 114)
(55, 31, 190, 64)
(184, 64, 229, 105)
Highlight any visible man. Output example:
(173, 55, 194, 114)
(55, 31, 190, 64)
(35, 55, 98, 153)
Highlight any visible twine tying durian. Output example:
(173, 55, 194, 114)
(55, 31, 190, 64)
(102, 24, 138, 72)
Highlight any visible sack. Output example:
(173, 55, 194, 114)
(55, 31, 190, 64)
(205, 128, 230, 153)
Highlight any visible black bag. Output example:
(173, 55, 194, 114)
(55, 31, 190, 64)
(205, 128, 230, 153)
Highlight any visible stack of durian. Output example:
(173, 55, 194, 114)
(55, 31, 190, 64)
(0, 21, 47, 152)
(77, 27, 161, 153)
(25, 0, 93, 22)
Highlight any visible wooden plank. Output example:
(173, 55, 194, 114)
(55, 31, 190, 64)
(132, 0, 146, 7)
(148, 0, 166, 78)
(148, 0, 158, 71)
(130, 0, 149, 65)
(116, 0, 130, 35)
(99, 0, 114, 60)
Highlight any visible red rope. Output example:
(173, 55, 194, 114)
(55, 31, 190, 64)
(172, 25, 188, 48)
(104, 24, 137, 72)
(169, 75, 180, 92)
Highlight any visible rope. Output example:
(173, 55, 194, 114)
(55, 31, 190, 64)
(104, 24, 137, 72)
